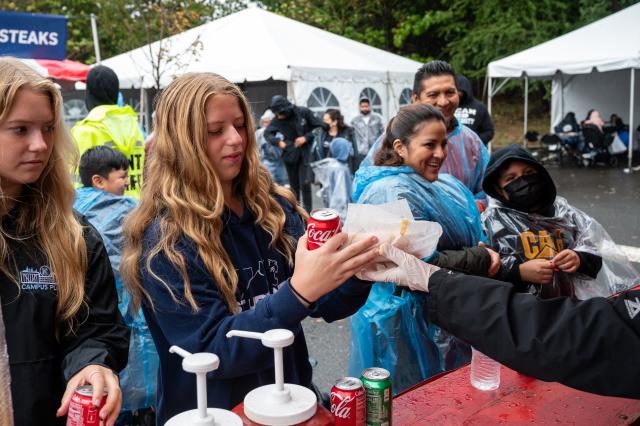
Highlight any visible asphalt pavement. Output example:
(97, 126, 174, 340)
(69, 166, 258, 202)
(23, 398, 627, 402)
(302, 161, 640, 394)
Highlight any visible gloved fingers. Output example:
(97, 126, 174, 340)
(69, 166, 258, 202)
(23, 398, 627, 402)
(356, 267, 401, 283)
(378, 243, 411, 266)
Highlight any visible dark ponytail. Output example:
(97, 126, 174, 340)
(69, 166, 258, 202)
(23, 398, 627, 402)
(374, 104, 445, 167)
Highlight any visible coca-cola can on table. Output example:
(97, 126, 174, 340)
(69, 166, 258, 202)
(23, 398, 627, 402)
(66, 385, 106, 426)
(307, 208, 341, 250)
(330, 377, 366, 426)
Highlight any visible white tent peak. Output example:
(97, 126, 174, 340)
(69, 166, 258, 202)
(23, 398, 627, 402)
(488, 3, 640, 78)
(102, 6, 421, 88)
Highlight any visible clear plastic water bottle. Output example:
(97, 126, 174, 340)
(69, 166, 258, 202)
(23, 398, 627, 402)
(470, 347, 501, 391)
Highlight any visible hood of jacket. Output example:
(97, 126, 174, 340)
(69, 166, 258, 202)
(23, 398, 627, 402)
(330, 137, 353, 162)
(456, 75, 474, 103)
(269, 95, 293, 114)
(482, 144, 556, 210)
(85, 65, 119, 111)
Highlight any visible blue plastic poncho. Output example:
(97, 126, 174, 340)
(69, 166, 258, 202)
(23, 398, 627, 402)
(349, 166, 485, 393)
(360, 121, 489, 203)
(74, 187, 158, 411)
(310, 158, 352, 222)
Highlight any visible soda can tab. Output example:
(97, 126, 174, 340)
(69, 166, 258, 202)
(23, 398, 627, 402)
(307, 208, 341, 250)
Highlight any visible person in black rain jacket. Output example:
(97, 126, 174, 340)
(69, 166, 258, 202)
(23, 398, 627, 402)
(264, 95, 324, 211)
(454, 74, 494, 145)
(359, 243, 640, 399)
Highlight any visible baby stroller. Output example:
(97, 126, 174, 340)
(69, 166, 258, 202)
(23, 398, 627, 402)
(580, 124, 617, 167)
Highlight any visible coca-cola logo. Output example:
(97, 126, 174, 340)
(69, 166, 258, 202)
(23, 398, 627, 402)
(330, 392, 352, 419)
(307, 223, 338, 243)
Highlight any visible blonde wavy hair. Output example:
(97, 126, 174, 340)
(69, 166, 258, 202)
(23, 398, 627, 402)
(121, 73, 305, 313)
(0, 58, 87, 334)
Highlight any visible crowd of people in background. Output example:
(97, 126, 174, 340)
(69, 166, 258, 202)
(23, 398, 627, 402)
(1, 53, 638, 426)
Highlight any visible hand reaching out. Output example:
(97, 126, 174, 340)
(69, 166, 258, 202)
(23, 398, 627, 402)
(291, 232, 379, 304)
(357, 243, 440, 292)
(478, 242, 501, 277)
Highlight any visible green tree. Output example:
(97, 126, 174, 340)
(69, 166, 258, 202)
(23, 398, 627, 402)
(261, 0, 638, 85)
(3, 0, 247, 64)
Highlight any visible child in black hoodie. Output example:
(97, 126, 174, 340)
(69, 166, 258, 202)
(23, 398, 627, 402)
(481, 145, 636, 299)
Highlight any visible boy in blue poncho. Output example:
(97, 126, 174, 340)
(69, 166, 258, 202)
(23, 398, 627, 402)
(74, 146, 158, 425)
(349, 104, 499, 394)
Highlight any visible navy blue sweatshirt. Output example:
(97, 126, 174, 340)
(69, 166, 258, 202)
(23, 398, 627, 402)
(140, 197, 371, 425)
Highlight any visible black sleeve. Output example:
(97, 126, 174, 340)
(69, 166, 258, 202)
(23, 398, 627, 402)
(495, 259, 530, 292)
(575, 250, 602, 279)
(60, 223, 130, 381)
(427, 269, 640, 399)
(429, 246, 490, 276)
(474, 105, 494, 144)
(264, 121, 281, 145)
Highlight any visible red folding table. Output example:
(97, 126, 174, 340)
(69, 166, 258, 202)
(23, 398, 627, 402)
(393, 365, 640, 425)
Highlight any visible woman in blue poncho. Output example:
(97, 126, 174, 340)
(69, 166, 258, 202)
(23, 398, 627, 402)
(349, 104, 497, 393)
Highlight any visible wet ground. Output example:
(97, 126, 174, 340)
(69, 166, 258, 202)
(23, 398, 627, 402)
(303, 160, 640, 394)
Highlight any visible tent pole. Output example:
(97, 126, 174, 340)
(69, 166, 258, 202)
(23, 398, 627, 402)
(139, 85, 144, 130)
(487, 77, 492, 115)
(625, 68, 636, 173)
(560, 74, 565, 120)
(386, 71, 394, 122)
(487, 76, 493, 153)
(524, 76, 529, 148)
(90, 14, 101, 64)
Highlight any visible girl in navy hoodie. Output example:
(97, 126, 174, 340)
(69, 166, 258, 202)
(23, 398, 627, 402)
(121, 73, 379, 424)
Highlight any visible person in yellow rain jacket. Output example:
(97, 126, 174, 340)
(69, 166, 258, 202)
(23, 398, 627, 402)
(72, 65, 145, 198)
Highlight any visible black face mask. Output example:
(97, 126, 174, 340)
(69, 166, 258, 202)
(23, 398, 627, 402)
(502, 173, 547, 212)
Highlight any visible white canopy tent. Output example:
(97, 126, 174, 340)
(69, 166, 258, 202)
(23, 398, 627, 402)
(101, 6, 421, 123)
(487, 3, 640, 171)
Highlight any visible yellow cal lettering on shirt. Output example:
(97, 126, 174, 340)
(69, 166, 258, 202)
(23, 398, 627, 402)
(520, 231, 539, 259)
(553, 229, 565, 251)
(538, 230, 557, 258)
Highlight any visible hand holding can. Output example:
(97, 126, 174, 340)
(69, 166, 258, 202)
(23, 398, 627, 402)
(290, 229, 378, 305)
(58, 365, 121, 426)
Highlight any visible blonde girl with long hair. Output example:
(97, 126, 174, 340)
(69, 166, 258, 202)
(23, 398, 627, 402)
(0, 58, 129, 426)
(121, 73, 378, 423)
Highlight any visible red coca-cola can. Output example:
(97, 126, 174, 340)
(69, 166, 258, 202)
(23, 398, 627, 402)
(307, 208, 341, 250)
(66, 385, 107, 426)
(330, 377, 366, 426)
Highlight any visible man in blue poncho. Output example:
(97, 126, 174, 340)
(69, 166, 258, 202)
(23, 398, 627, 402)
(361, 60, 489, 208)
(349, 104, 498, 394)
(74, 146, 158, 425)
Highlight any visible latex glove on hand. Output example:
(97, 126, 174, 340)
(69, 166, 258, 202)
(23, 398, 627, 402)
(357, 243, 440, 292)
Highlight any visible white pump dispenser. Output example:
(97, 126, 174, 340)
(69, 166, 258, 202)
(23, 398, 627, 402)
(164, 346, 242, 426)
(226, 329, 317, 425)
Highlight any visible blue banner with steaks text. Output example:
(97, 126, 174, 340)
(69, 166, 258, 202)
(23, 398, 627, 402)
(0, 11, 67, 60)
